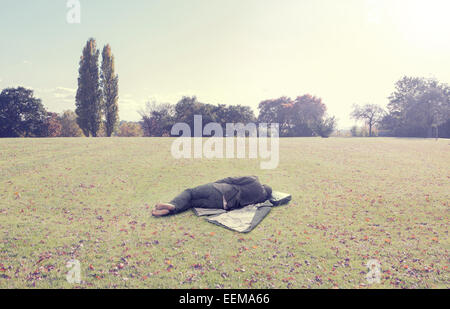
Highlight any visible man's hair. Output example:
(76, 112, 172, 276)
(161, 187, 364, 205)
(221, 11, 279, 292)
(263, 184, 272, 199)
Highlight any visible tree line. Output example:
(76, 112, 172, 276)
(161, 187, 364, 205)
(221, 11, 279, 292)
(140, 97, 257, 137)
(1, 37, 448, 140)
(0, 87, 336, 138)
(0, 38, 121, 138)
(0, 86, 139, 138)
(0, 86, 140, 138)
(350, 76, 450, 138)
(140, 94, 337, 138)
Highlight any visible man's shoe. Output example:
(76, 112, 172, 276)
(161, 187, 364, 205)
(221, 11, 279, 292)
(156, 203, 176, 211)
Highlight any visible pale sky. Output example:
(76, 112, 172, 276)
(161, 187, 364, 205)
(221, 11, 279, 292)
(0, 0, 449, 128)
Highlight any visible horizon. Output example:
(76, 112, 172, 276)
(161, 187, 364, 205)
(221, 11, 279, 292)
(1, 0, 449, 129)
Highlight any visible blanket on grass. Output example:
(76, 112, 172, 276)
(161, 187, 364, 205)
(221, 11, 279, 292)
(193, 191, 292, 233)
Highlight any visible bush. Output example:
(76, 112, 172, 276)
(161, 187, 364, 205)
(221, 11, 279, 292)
(351, 125, 378, 137)
(312, 117, 336, 138)
(43, 112, 62, 137)
(117, 121, 143, 137)
(59, 110, 83, 137)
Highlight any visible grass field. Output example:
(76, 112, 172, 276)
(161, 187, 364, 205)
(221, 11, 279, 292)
(0, 138, 448, 288)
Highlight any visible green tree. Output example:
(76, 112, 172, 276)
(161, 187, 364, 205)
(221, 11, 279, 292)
(223, 105, 256, 124)
(43, 112, 62, 137)
(117, 121, 143, 137)
(351, 104, 385, 137)
(291, 95, 327, 137)
(139, 98, 258, 137)
(59, 110, 83, 137)
(0, 87, 47, 137)
(383, 77, 450, 137)
(173, 96, 217, 136)
(140, 101, 175, 137)
(258, 97, 295, 137)
(409, 84, 449, 138)
(101, 44, 119, 137)
(220, 105, 256, 136)
(312, 116, 337, 138)
(76, 38, 102, 137)
(258, 95, 327, 137)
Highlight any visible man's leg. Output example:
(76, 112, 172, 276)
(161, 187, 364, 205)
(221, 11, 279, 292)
(169, 189, 194, 214)
(171, 184, 222, 211)
(153, 184, 223, 217)
(190, 184, 224, 209)
(153, 189, 193, 217)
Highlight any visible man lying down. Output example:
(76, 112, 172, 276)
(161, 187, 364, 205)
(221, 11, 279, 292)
(152, 176, 272, 217)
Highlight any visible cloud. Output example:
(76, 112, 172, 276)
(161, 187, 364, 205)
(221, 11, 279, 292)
(23, 60, 32, 65)
(117, 91, 216, 121)
(34, 87, 76, 113)
(51, 87, 76, 99)
(119, 97, 146, 122)
(32, 87, 145, 121)
(118, 92, 195, 121)
(30, 88, 197, 122)
(146, 91, 197, 105)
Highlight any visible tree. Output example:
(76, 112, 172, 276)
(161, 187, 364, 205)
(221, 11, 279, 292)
(383, 76, 450, 137)
(174, 96, 217, 136)
(76, 38, 102, 137)
(291, 95, 327, 136)
(408, 84, 449, 138)
(351, 104, 385, 137)
(258, 97, 294, 137)
(0, 87, 47, 137)
(43, 112, 62, 137)
(438, 119, 450, 138)
(140, 101, 175, 137)
(213, 104, 256, 134)
(59, 110, 83, 137)
(140, 98, 258, 137)
(258, 95, 327, 137)
(312, 116, 336, 138)
(101, 44, 119, 137)
(223, 105, 256, 124)
(117, 121, 143, 137)
(350, 125, 359, 137)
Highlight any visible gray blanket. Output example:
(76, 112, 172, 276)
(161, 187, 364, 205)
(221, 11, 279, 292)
(193, 191, 291, 233)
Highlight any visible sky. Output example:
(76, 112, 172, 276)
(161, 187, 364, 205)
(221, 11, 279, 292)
(0, 0, 449, 128)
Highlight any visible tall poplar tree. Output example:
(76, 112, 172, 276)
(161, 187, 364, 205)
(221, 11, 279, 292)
(101, 44, 119, 137)
(75, 38, 102, 137)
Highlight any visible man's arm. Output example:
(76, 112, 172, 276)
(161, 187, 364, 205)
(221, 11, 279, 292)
(215, 176, 258, 185)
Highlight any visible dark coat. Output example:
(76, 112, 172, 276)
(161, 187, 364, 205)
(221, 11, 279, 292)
(213, 176, 268, 210)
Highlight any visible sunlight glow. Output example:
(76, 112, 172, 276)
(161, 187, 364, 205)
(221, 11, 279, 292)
(391, 0, 450, 48)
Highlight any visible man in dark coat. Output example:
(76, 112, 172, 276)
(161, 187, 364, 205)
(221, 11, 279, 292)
(152, 176, 272, 217)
